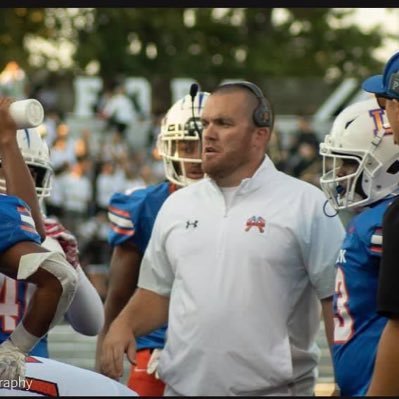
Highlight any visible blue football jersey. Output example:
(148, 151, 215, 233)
(0, 194, 41, 251)
(108, 181, 176, 350)
(0, 194, 47, 356)
(333, 196, 395, 396)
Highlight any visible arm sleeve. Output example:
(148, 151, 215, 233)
(41, 230, 104, 335)
(65, 266, 105, 335)
(377, 197, 399, 317)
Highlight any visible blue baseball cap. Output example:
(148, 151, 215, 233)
(362, 51, 399, 99)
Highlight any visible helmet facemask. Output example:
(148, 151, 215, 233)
(25, 161, 53, 201)
(158, 92, 209, 187)
(321, 149, 369, 210)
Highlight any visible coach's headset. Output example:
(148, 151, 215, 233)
(216, 81, 274, 129)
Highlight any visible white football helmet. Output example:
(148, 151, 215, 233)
(157, 91, 209, 186)
(320, 98, 399, 210)
(0, 128, 53, 201)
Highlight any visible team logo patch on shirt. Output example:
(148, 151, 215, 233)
(17, 206, 36, 233)
(245, 216, 266, 233)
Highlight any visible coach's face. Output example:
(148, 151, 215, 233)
(200, 91, 264, 186)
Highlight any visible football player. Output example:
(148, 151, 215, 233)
(319, 97, 399, 395)
(0, 98, 78, 382)
(96, 90, 209, 395)
(0, 127, 104, 357)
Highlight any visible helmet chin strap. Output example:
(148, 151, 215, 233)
(323, 180, 364, 218)
(323, 199, 339, 218)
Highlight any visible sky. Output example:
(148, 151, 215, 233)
(348, 8, 399, 61)
(271, 8, 398, 64)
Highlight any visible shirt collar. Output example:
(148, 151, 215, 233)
(206, 155, 278, 194)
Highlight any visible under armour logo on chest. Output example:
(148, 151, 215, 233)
(186, 220, 198, 229)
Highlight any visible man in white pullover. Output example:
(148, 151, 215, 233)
(100, 82, 345, 396)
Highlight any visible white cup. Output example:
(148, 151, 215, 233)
(9, 99, 44, 129)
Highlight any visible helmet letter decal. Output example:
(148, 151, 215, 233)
(369, 108, 393, 137)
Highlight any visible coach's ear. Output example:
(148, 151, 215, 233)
(256, 126, 271, 152)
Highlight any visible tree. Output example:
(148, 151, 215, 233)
(0, 8, 48, 71)
(0, 8, 388, 111)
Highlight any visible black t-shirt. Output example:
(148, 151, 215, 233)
(378, 196, 399, 317)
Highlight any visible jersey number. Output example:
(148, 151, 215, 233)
(334, 267, 354, 344)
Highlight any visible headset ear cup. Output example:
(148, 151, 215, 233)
(216, 81, 273, 128)
(253, 103, 271, 127)
(253, 105, 269, 127)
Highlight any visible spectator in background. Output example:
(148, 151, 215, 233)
(93, 87, 113, 117)
(118, 158, 147, 194)
(59, 156, 93, 237)
(43, 109, 61, 147)
(139, 163, 162, 186)
(78, 211, 112, 302)
(74, 128, 92, 159)
(102, 85, 136, 139)
(285, 115, 321, 181)
(146, 112, 164, 152)
(288, 115, 320, 156)
(95, 160, 125, 214)
(292, 142, 322, 187)
(100, 129, 130, 164)
(44, 170, 65, 219)
(34, 80, 58, 113)
(49, 122, 77, 171)
(45, 122, 78, 218)
(266, 128, 287, 171)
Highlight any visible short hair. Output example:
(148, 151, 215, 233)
(212, 82, 274, 129)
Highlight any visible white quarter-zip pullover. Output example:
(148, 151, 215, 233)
(139, 156, 345, 396)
